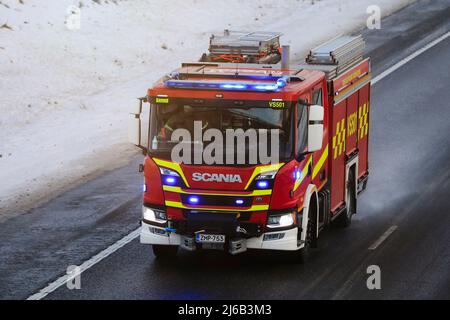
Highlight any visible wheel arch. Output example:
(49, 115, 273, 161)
(301, 184, 319, 242)
(345, 154, 359, 213)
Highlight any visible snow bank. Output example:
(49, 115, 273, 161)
(0, 0, 414, 217)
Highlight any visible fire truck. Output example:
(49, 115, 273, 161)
(129, 31, 371, 261)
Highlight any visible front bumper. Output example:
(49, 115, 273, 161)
(140, 221, 301, 253)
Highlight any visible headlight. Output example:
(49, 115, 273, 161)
(255, 170, 278, 180)
(267, 212, 296, 229)
(143, 206, 167, 224)
(253, 170, 278, 189)
(159, 167, 180, 176)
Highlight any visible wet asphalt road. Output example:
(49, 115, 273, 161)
(0, 0, 449, 300)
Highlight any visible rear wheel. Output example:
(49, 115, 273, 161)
(335, 169, 356, 228)
(152, 245, 178, 259)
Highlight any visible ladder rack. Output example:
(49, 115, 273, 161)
(170, 62, 304, 82)
(306, 35, 365, 74)
(201, 30, 282, 64)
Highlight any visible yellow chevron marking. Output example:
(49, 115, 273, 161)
(312, 145, 329, 180)
(244, 163, 285, 190)
(294, 156, 312, 191)
(333, 118, 346, 159)
(153, 158, 190, 187)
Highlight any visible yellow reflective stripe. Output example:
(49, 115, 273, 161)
(335, 73, 371, 104)
(153, 158, 190, 187)
(294, 156, 312, 192)
(163, 185, 272, 197)
(312, 145, 329, 180)
(244, 163, 285, 190)
(165, 201, 269, 212)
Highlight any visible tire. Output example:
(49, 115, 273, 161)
(152, 245, 178, 259)
(335, 169, 356, 228)
(297, 197, 316, 263)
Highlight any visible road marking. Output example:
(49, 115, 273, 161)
(26, 227, 141, 300)
(25, 31, 450, 301)
(368, 225, 398, 250)
(372, 31, 450, 84)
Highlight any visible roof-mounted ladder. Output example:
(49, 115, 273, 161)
(306, 35, 365, 74)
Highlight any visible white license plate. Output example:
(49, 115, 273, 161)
(196, 234, 226, 243)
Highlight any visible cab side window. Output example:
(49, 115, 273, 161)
(312, 88, 323, 106)
(297, 101, 308, 156)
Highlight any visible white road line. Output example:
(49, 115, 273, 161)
(368, 225, 398, 250)
(372, 31, 450, 85)
(26, 227, 141, 300)
(25, 31, 450, 301)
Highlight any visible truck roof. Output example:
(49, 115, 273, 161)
(149, 62, 325, 101)
(148, 34, 367, 102)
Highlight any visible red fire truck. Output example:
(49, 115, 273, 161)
(129, 31, 371, 261)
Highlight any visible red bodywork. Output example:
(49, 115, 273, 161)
(143, 61, 370, 229)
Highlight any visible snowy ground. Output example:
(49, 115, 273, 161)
(0, 0, 415, 218)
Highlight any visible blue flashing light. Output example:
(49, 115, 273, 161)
(164, 177, 176, 185)
(143, 184, 147, 193)
(188, 196, 200, 204)
(253, 84, 278, 91)
(235, 199, 244, 205)
(256, 180, 270, 189)
(220, 84, 247, 90)
(294, 170, 302, 180)
(276, 77, 288, 88)
(165, 76, 290, 92)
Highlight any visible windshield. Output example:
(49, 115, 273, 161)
(148, 103, 294, 165)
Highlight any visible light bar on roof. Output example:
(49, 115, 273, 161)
(165, 76, 289, 92)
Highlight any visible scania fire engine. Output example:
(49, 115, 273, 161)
(129, 31, 371, 261)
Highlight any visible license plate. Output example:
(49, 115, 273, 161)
(196, 234, 225, 243)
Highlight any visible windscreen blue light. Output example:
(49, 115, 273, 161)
(256, 180, 270, 189)
(164, 177, 176, 185)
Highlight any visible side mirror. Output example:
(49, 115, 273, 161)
(307, 104, 324, 153)
(128, 98, 147, 152)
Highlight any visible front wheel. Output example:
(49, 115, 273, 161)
(297, 216, 313, 263)
(152, 245, 178, 259)
(297, 199, 316, 264)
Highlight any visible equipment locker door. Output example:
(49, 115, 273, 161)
(330, 99, 347, 212)
(346, 92, 358, 155)
(357, 84, 370, 178)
